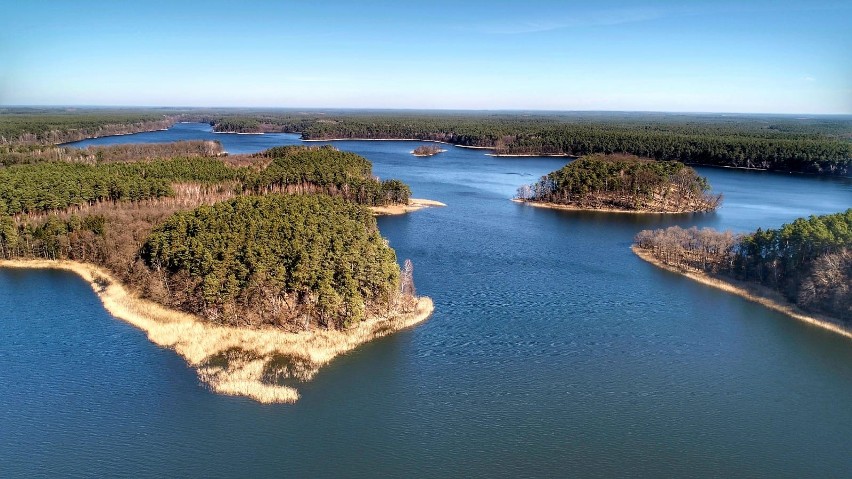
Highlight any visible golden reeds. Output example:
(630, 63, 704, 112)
(0, 259, 434, 403)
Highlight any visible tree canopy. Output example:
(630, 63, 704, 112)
(141, 195, 401, 328)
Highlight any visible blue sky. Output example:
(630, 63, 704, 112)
(1, 0, 849, 113)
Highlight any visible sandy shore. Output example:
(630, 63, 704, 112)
(631, 247, 851, 340)
(512, 198, 705, 215)
(371, 198, 446, 215)
(0, 259, 435, 403)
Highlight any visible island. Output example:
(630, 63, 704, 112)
(411, 145, 445, 157)
(633, 209, 852, 338)
(514, 154, 722, 213)
(0, 143, 438, 403)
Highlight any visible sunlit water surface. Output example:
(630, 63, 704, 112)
(1, 124, 850, 477)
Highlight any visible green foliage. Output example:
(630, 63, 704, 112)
(202, 111, 852, 176)
(141, 195, 401, 328)
(0, 158, 245, 215)
(635, 209, 852, 320)
(0, 146, 410, 216)
(521, 154, 719, 211)
(736, 209, 852, 285)
(0, 107, 176, 144)
(251, 146, 411, 206)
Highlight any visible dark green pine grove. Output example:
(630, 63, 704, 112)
(634, 209, 852, 321)
(141, 195, 401, 328)
(518, 154, 721, 212)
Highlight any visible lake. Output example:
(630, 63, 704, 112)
(2, 123, 850, 477)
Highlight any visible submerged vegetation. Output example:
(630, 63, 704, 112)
(0, 144, 410, 217)
(517, 154, 722, 213)
(634, 209, 852, 323)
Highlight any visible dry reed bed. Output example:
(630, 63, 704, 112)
(632, 246, 852, 339)
(0, 259, 434, 403)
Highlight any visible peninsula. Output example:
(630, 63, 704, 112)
(633, 209, 852, 338)
(0, 143, 437, 402)
(515, 154, 722, 213)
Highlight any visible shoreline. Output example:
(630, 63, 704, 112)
(371, 198, 446, 216)
(631, 246, 851, 340)
(57, 120, 177, 146)
(0, 259, 435, 403)
(511, 198, 711, 215)
(487, 153, 578, 158)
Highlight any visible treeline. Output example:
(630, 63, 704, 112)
(248, 146, 411, 206)
(0, 140, 224, 166)
(141, 195, 403, 328)
(0, 158, 245, 216)
(518, 154, 721, 213)
(4, 109, 848, 175)
(634, 209, 852, 321)
(0, 145, 410, 216)
(205, 112, 851, 176)
(0, 108, 177, 145)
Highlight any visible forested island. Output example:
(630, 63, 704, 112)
(0, 142, 436, 402)
(412, 145, 445, 157)
(633, 209, 852, 336)
(515, 154, 722, 213)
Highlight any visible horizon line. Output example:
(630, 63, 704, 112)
(2, 104, 851, 117)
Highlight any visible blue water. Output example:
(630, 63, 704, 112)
(2, 124, 850, 477)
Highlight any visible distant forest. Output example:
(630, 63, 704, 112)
(2, 108, 850, 176)
(634, 209, 852, 322)
(200, 111, 852, 176)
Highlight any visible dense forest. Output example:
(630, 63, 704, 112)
(196, 111, 852, 176)
(142, 195, 403, 328)
(0, 140, 224, 167)
(0, 108, 178, 144)
(2, 108, 849, 175)
(0, 144, 410, 217)
(634, 209, 852, 322)
(517, 154, 722, 213)
(0, 142, 418, 331)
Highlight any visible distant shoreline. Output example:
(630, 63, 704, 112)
(511, 198, 703, 215)
(0, 259, 435, 403)
(631, 246, 851, 340)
